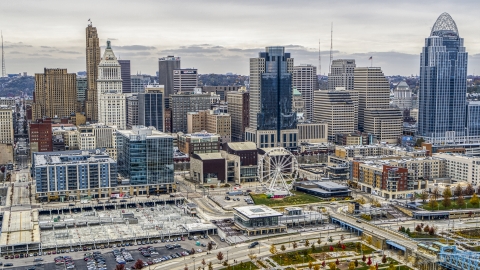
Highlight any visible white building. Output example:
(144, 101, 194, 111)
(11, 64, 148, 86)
(434, 153, 480, 185)
(97, 41, 126, 130)
(293, 64, 317, 121)
(0, 105, 13, 145)
(392, 81, 413, 109)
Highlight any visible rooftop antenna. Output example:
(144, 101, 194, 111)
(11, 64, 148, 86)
(88, 18, 92, 26)
(1, 31, 5, 78)
(318, 39, 321, 77)
(329, 22, 333, 74)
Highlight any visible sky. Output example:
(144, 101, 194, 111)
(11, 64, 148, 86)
(1, 0, 480, 76)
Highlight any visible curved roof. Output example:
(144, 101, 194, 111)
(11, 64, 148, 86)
(430, 12, 459, 37)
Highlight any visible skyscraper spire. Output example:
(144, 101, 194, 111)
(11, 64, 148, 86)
(1, 31, 6, 78)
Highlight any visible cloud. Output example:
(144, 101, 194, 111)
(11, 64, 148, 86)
(9, 51, 21, 54)
(40, 46, 55, 49)
(115, 45, 156, 51)
(28, 53, 52, 57)
(4, 42, 32, 49)
(107, 38, 118, 41)
(57, 50, 81, 54)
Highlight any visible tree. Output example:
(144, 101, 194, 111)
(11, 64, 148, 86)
(348, 261, 356, 270)
(305, 239, 310, 247)
(415, 137, 425, 147)
(322, 261, 326, 268)
(465, 183, 475, 195)
(420, 191, 429, 202)
(280, 244, 286, 252)
(184, 265, 188, 270)
(424, 225, 430, 233)
(115, 265, 126, 270)
(317, 238, 322, 245)
(443, 186, 452, 207)
(202, 259, 206, 269)
(311, 243, 316, 253)
(207, 242, 213, 254)
(217, 251, 224, 263)
(354, 259, 359, 267)
(314, 265, 321, 270)
(432, 187, 440, 201)
(382, 255, 387, 264)
(362, 255, 366, 262)
(269, 244, 277, 255)
(454, 185, 463, 199)
(328, 236, 333, 243)
(208, 262, 213, 270)
(335, 259, 340, 265)
(222, 261, 228, 267)
(429, 226, 436, 236)
(308, 261, 314, 270)
(292, 242, 298, 251)
(367, 257, 372, 266)
(457, 195, 466, 208)
(134, 259, 144, 269)
(470, 193, 480, 207)
(329, 262, 337, 270)
(428, 197, 438, 209)
(405, 227, 411, 235)
(415, 224, 422, 232)
(190, 248, 196, 255)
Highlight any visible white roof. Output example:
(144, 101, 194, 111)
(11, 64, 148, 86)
(233, 205, 282, 219)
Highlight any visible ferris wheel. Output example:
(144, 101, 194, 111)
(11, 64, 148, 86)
(258, 148, 299, 196)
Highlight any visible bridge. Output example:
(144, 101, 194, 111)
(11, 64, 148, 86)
(438, 245, 480, 270)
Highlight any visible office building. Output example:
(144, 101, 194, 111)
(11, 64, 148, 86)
(131, 75, 145, 93)
(313, 90, 357, 140)
(77, 76, 87, 105)
(0, 106, 13, 145)
(33, 68, 77, 120)
(117, 126, 174, 188)
(434, 153, 480, 185)
(171, 93, 211, 133)
(328, 59, 356, 91)
(126, 94, 139, 129)
(363, 108, 403, 144)
(118, 60, 131, 93)
(202, 86, 241, 101)
(32, 149, 117, 201)
(292, 88, 305, 121)
(158, 56, 181, 108)
(187, 110, 231, 142)
(85, 23, 101, 122)
(173, 69, 198, 94)
(29, 118, 54, 153)
(97, 41, 126, 130)
(467, 101, 480, 138)
(227, 91, 249, 142)
(392, 81, 413, 109)
(418, 13, 467, 143)
(246, 46, 297, 149)
(178, 132, 220, 155)
(293, 64, 317, 121)
(354, 67, 390, 131)
(138, 85, 164, 132)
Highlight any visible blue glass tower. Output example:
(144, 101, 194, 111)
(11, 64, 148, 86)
(418, 13, 467, 142)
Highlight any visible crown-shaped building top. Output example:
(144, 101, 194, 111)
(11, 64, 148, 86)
(430, 12, 459, 37)
(99, 40, 119, 64)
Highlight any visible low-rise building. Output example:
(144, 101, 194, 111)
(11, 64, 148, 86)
(233, 205, 286, 236)
(295, 181, 351, 198)
(178, 132, 220, 156)
(187, 110, 231, 143)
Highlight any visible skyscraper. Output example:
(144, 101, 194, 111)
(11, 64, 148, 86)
(418, 12, 467, 143)
(97, 41, 126, 130)
(328, 59, 356, 91)
(158, 56, 180, 108)
(227, 91, 249, 142)
(126, 94, 139, 129)
(33, 68, 77, 120)
(118, 60, 131, 93)
(138, 85, 164, 132)
(77, 76, 87, 106)
(173, 69, 198, 94)
(246, 46, 297, 149)
(85, 23, 101, 122)
(171, 93, 211, 133)
(293, 64, 317, 121)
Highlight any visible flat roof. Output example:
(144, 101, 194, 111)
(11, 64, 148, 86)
(195, 153, 223, 160)
(233, 205, 282, 219)
(227, 142, 257, 151)
(316, 181, 347, 190)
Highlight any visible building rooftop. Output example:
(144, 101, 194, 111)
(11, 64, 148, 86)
(34, 149, 114, 166)
(233, 205, 282, 219)
(227, 142, 257, 151)
(117, 126, 172, 139)
(194, 152, 223, 161)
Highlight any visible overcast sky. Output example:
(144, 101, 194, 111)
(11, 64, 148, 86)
(1, 0, 480, 76)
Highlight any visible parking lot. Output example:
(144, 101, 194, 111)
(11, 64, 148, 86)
(4, 237, 217, 270)
(210, 194, 253, 210)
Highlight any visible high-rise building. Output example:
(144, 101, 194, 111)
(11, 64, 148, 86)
(117, 126, 174, 187)
(158, 56, 181, 108)
(466, 101, 480, 139)
(97, 41, 126, 130)
(77, 76, 87, 106)
(392, 81, 413, 110)
(126, 94, 139, 129)
(227, 91, 249, 142)
(246, 46, 297, 149)
(173, 69, 198, 94)
(0, 105, 13, 145)
(293, 64, 317, 121)
(187, 110, 231, 142)
(328, 59, 356, 91)
(131, 75, 145, 93)
(138, 85, 164, 132)
(171, 93, 211, 133)
(33, 68, 77, 120)
(292, 88, 305, 121)
(354, 67, 391, 131)
(418, 13, 467, 143)
(29, 118, 53, 153)
(85, 23, 101, 122)
(118, 60, 131, 93)
(363, 108, 403, 144)
(313, 90, 357, 140)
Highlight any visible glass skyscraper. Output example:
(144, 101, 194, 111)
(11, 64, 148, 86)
(418, 12, 467, 142)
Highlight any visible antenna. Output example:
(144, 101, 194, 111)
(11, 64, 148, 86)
(318, 39, 321, 77)
(1, 31, 5, 78)
(329, 22, 333, 74)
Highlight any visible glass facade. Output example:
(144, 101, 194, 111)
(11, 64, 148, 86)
(467, 102, 480, 138)
(138, 92, 164, 132)
(256, 47, 297, 137)
(234, 214, 279, 228)
(418, 13, 467, 140)
(117, 129, 174, 186)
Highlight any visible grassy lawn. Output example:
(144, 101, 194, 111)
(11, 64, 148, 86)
(250, 190, 324, 207)
(271, 242, 374, 266)
(407, 233, 439, 239)
(421, 199, 480, 211)
(219, 261, 258, 270)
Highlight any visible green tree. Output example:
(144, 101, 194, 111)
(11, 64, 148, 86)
(328, 236, 333, 243)
(311, 243, 316, 253)
(432, 187, 440, 201)
(317, 238, 322, 245)
(415, 137, 425, 147)
(428, 197, 438, 209)
(470, 193, 480, 206)
(420, 190, 429, 202)
(348, 261, 356, 270)
(443, 186, 452, 208)
(305, 239, 310, 247)
(280, 244, 286, 252)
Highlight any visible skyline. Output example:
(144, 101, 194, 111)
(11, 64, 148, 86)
(1, 0, 480, 76)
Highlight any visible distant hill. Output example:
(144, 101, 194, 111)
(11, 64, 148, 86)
(0, 76, 34, 97)
(198, 74, 248, 86)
